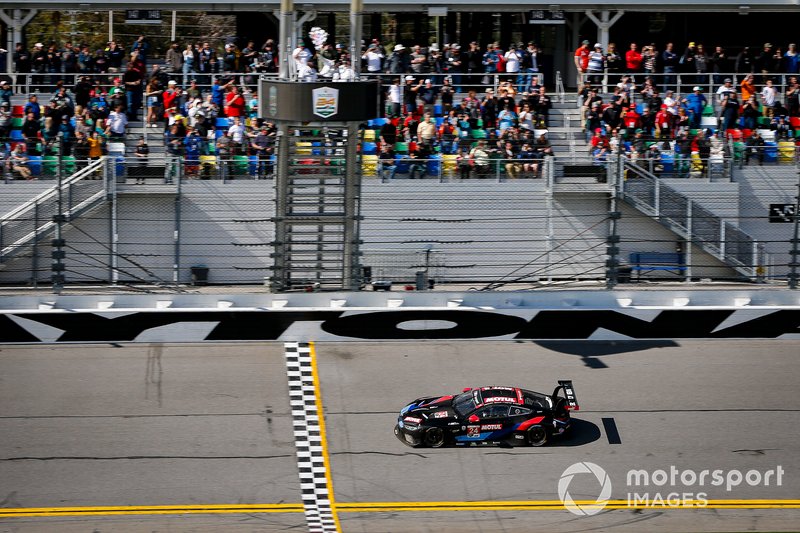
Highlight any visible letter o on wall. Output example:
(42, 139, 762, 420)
(321, 310, 527, 340)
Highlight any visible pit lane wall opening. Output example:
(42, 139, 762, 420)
(1, 290, 798, 344)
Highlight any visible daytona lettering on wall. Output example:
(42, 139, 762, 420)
(0, 308, 798, 343)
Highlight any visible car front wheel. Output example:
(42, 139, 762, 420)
(526, 425, 549, 447)
(424, 427, 445, 447)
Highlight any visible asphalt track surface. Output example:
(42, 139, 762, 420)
(1, 340, 799, 532)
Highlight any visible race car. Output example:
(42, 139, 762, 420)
(394, 380, 578, 448)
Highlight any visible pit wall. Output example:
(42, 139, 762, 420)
(0, 290, 797, 343)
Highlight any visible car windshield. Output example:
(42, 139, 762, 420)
(453, 390, 478, 416)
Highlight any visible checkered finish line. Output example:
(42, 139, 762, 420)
(284, 342, 339, 533)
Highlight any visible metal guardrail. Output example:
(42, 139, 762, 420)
(0, 157, 109, 263)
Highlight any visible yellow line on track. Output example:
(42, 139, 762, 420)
(3, 500, 800, 518)
(308, 341, 342, 532)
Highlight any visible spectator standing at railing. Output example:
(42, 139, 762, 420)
(222, 43, 240, 73)
(642, 45, 657, 75)
(661, 43, 679, 90)
(105, 41, 125, 73)
(74, 75, 93, 111)
(443, 43, 463, 92)
(586, 44, 605, 85)
(785, 76, 800, 117)
(73, 131, 89, 167)
(198, 42, 217, 84)
(87, 130, 104, 165)
(166, 42, 182, 74)
(145, 78, 164, 128)
(418, 79, 438, 115)
(693, 44, 710, 88)
(783, 44, 800, 74)
(123, 63, 143, 121)
(227, 116, 246, 154)
(106, 105, 128, 139)
(761, 79, 777, 118)
(715, 78, 735, 104)
(31, 43, 47, 88)
(754, 43, 777, 78)
(709, 46, 729, 85)
(604, 43, 623, 85)
(683, 86, 707, 129)
(741, 95, 760, 130)
(361, 43, 384, 75)
(58, 115, 75, 156)
(573, 40, 590, 84)
(481, 88, 498, 129)
(132, 36, 150, 67)
(224, 86, 246, 118)
(409, 45, 429, 75)
(13, 43, 31, 86)
(740, 73, 756, 102)
(625, 43, 643, 75)
(503, 44, 522, 85)
(181, 44, 196, 86)
(720, 90, 740, 132)
(482, 44, 501, 84)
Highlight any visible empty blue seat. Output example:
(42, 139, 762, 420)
(27, 155, 42, 176)
(434, 117, 444, 127)
(215, 117, 231, 128)
(426, 154, 441, 175)
(363, 142, 378, 155)
(10, 130, 24, 141)
(763, 142, 778, 162)
(433, 104, 443, 117)
(635, 104, 644, 114)
(372, 118, 388, 127)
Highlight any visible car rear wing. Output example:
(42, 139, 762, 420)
(553, 380, 579, 410)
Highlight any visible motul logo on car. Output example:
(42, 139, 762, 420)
(481, 424, 502, 430)
(484, 397, 516, 404)
(403, 416, 422, 423)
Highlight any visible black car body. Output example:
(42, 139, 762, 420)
(395, 380, 578, 447)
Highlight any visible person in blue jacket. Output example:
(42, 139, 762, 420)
(682, 86, 707, 129)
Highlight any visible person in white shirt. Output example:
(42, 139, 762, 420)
(761, 79, 777, 118)
(361, 44, 384, 74)
(297, 62, 318, 82)
(663, 90, 679, 115)
(105, 105, 128, 138)
(333, 62, 355, 82)
(715, 78, 736, 104)
(227, 117, 246, 153)
(503, 45, 521, 75)
(387, 78, 403, 117)
(291, 40, 312, 74)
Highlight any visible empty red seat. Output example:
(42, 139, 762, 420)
(742, 128, 753, 139)
(790, 117, 800, 128)
(11, 105, 23, 117)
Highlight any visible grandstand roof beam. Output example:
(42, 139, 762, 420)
(0, 8, 38, 75)
(584, 10, 624, 51)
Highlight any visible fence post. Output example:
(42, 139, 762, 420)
(655, 174, 661, 217)
(685, 200, 693, 281)
(719, 221, 726, 261)
(789, 170, 800, 289)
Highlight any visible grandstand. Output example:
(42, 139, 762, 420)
(0, 4, 798, 290)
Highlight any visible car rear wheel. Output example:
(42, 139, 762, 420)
(526, 425, 549, 447)
(424, 427, 445, 448)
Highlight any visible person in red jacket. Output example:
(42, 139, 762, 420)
(161, 81, 179, 126)
(224, 86, 246, 118)
(625, 43, 643, 74)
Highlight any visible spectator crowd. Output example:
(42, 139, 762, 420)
(4, 34, 800, 180)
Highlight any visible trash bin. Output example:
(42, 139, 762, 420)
(190, 265, 209, 286)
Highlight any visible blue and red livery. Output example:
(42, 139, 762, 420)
(395, 381, 578, 447)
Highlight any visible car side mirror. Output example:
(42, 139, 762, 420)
(462, 387, 472, 392)
(468, 415, 479, 423)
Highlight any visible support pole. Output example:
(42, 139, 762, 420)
(789, 170, 800, 289)
(350, 0, 363, 78)
(109, 10, 113, 42)
(279, 0, 294, 80)
(584, 10, 624, 51)
(0, 9, 38, 76)
(170, 11, 177, 42)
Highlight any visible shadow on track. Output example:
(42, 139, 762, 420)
(533, 340, 680, 368)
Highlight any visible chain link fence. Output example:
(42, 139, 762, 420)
(0, 152, 797, 292)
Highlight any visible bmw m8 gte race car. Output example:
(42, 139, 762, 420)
(395, 381, 578, 447)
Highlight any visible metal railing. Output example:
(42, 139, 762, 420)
(618, 157, 768, 280)
(0, 157, 109, 263)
